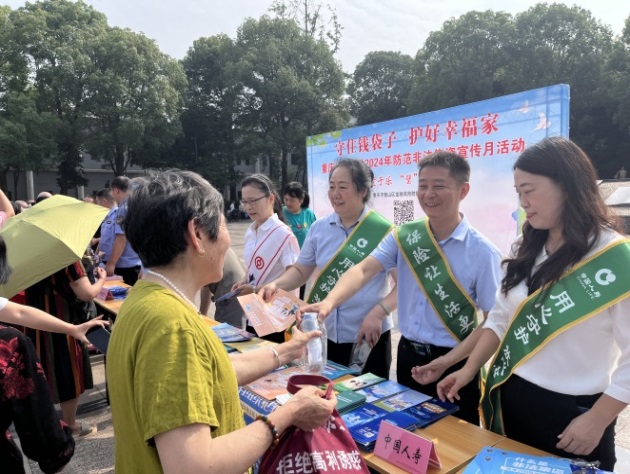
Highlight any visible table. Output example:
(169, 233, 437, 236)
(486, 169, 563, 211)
(362, 416, 504, 474)
(94, 280, 131, 318)
(491, 438, 552, 457)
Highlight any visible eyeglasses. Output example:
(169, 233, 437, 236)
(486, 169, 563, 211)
(241, 195, 269, 207)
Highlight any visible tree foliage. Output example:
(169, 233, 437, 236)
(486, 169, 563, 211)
(269, 0, 342, 54)
(347, 51, 414, 126)
(408, 10, 516, 114)
(235, 16, 346, 186)
(176, 34, 245, 191)
(82, 27, 187, 175)
(1, 0, 630, 193)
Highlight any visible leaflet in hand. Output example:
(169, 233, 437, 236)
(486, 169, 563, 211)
(238, 289, 304, 337)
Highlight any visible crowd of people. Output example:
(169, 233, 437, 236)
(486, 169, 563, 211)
(0, 136, 628, 473)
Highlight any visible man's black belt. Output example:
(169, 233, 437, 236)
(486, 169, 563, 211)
(401, 335, 452, 357)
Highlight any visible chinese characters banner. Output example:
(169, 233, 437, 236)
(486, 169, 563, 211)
(307, 85, 570, 254)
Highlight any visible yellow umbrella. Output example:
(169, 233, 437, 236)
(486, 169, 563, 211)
(0, 195, 108, 298)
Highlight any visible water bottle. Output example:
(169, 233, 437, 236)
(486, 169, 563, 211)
(298, 312, 327, 373)
(348, 339, 372, 374)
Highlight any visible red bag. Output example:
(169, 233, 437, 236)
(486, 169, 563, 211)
(259, 374, 370, 473)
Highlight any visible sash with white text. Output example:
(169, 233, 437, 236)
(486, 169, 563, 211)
(395, 218, 478, 342)
(481, 239, 630, 434)
(306, 210, 392, 304)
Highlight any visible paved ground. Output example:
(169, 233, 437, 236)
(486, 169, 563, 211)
(21, 221, 630, 472)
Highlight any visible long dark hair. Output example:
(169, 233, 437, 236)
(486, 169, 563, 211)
(240, 174, 285, 222)
(502, 137, 618, 295)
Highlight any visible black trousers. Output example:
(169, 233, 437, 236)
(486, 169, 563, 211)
(328, 331, 392, 380)
(396, 335, 481, 425)
(115, 266, 140, 286)
(501, 374, 617, 471)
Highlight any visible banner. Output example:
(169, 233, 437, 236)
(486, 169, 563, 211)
(307, 85, 570, 254)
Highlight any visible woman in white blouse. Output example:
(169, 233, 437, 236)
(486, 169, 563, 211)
(438, 137, 629, 471)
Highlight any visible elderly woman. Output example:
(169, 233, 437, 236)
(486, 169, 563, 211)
(107, 170, 336, 474)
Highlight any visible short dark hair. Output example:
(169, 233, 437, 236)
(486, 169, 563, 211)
(418, 151, 470, 184)
(329, 158, 373, 204)
(95, 188, 113, 202)
(240, 174, 284, 221)
(111, 176, 130, 193)
(283, 181, 310, 208)
(123, 170, 224, 268)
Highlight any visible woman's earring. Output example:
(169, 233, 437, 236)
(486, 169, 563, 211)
(199, 247, 206, 256)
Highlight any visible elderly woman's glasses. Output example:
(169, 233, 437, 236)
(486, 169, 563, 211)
(241, 195, 268, 207)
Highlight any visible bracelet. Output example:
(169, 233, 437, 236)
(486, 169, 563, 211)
(378, 301, 392, 316)
(257, 415, 280, 447)
(269, 346, 281, 369)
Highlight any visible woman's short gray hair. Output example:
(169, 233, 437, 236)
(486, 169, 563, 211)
(124, 170, 224, 268)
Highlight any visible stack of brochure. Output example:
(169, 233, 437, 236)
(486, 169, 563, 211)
(336, 390, 367, 413)
(404, 398, 460, 428)
(341, 386, 459, 452)
(334, 373, 385, 392)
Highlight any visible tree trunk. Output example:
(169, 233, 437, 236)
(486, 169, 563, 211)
(281, 147, 289, 192)
(12, 168, 20, 200)
(114, 146, 126, 176)
(0, 169, 9, 196)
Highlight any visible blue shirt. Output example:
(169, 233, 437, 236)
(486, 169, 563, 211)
(113, 199, 141, 268)
(371, 215, 502, 348)
(298, 206, 394, 343)
(99, 207, 118, 262)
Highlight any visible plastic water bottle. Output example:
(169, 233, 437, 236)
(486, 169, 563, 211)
(348, 339, 372, 374)
(298, 313, 327, 373)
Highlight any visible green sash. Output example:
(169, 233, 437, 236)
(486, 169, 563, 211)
(482, 239, 630, 434)
(395, 218, 478, 342)
(306, 210, 393, 304)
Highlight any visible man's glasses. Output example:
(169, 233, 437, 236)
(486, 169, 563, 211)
(241, 195, 269, 207)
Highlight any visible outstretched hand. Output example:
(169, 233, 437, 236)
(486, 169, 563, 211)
(436, 367, 476, 402)
(411, 357, 448, 385)
(299, 300, 334, 323)
(73, 316, 109, 344)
